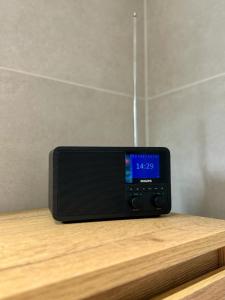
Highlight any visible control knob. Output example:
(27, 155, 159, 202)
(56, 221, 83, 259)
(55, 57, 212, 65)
(129, 197, 142, 210)
(152, 194, 165, 209)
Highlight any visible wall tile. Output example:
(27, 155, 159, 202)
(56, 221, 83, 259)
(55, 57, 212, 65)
(0, 69, 136, 212)
(146, 76, 225, 219)
(148, 0, 225, 97)
(0, 0, 144, 96)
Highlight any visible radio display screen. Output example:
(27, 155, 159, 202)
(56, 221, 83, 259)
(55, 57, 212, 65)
(125, 154, 160, 183)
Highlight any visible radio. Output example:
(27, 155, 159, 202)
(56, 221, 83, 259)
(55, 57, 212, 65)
(49, 147, 171, 222)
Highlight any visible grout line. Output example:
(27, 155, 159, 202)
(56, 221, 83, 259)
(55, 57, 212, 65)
(147, 71, 225, 101)
(144, 0, 149, 146)
(0, 65, 146, 100)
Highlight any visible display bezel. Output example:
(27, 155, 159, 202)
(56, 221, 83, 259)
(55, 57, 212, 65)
(125, 149, 170, 184)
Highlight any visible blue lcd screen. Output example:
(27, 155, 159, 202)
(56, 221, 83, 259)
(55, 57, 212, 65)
(125, 154, 160, 183)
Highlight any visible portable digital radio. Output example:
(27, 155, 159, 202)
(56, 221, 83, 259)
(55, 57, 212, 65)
(49, 147, 171, 222)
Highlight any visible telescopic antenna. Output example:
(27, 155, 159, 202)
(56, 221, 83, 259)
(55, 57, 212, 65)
(133, 12, 138, 147)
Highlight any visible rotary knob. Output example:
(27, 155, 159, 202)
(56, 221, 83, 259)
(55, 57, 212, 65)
(129, 197, 142, 210)
(152, 195, 165, 209)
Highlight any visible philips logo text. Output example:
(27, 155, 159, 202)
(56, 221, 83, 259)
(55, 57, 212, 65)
(140, 179, 152, 183)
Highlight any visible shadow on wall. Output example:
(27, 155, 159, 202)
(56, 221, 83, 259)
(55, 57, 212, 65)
(203, 175, 225, 219)
(198, 120, 225, 219)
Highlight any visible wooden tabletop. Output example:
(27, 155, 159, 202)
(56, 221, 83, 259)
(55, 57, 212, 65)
(1, 209, 225, 300)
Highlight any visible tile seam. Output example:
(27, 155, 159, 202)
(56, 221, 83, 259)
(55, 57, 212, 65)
(0, 65, 145, 100)
(148, 71, 225, 101)
(144, 0, 149, 146)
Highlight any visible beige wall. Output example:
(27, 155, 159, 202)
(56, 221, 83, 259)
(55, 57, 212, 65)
(0, 0, 146, 212)
(4, 0, 222, 217)
(146, 0, 225, 218)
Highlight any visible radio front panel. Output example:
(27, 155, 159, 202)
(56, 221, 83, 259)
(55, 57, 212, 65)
(49, 147, 171, 222)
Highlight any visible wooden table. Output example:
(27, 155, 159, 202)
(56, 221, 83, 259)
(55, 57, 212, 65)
(1, 209, 225, 300)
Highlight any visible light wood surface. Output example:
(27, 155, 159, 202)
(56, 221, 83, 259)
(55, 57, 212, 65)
(1, 209, 225, 300)
(153, 267, 225, 300)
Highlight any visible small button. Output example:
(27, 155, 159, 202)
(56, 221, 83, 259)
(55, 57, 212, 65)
(133, 192, 139, 196)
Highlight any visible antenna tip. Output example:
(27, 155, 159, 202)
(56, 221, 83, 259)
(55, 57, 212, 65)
(133, 12, 137, 17)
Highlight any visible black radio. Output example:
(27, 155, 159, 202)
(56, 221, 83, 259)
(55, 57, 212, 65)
(49, 147, 171, 222)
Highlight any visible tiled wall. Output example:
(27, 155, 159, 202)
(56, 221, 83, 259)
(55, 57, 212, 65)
(5, 0, 222, 217)
(146, 0, 225, 218)
(0, 0, 145, 212)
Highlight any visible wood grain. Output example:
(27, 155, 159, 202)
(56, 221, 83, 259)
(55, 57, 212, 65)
(87, 251, 219, 300)
(1, 209, 225, 300)
(152, 267, 225, 300)
(218, 247, 225, 267)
